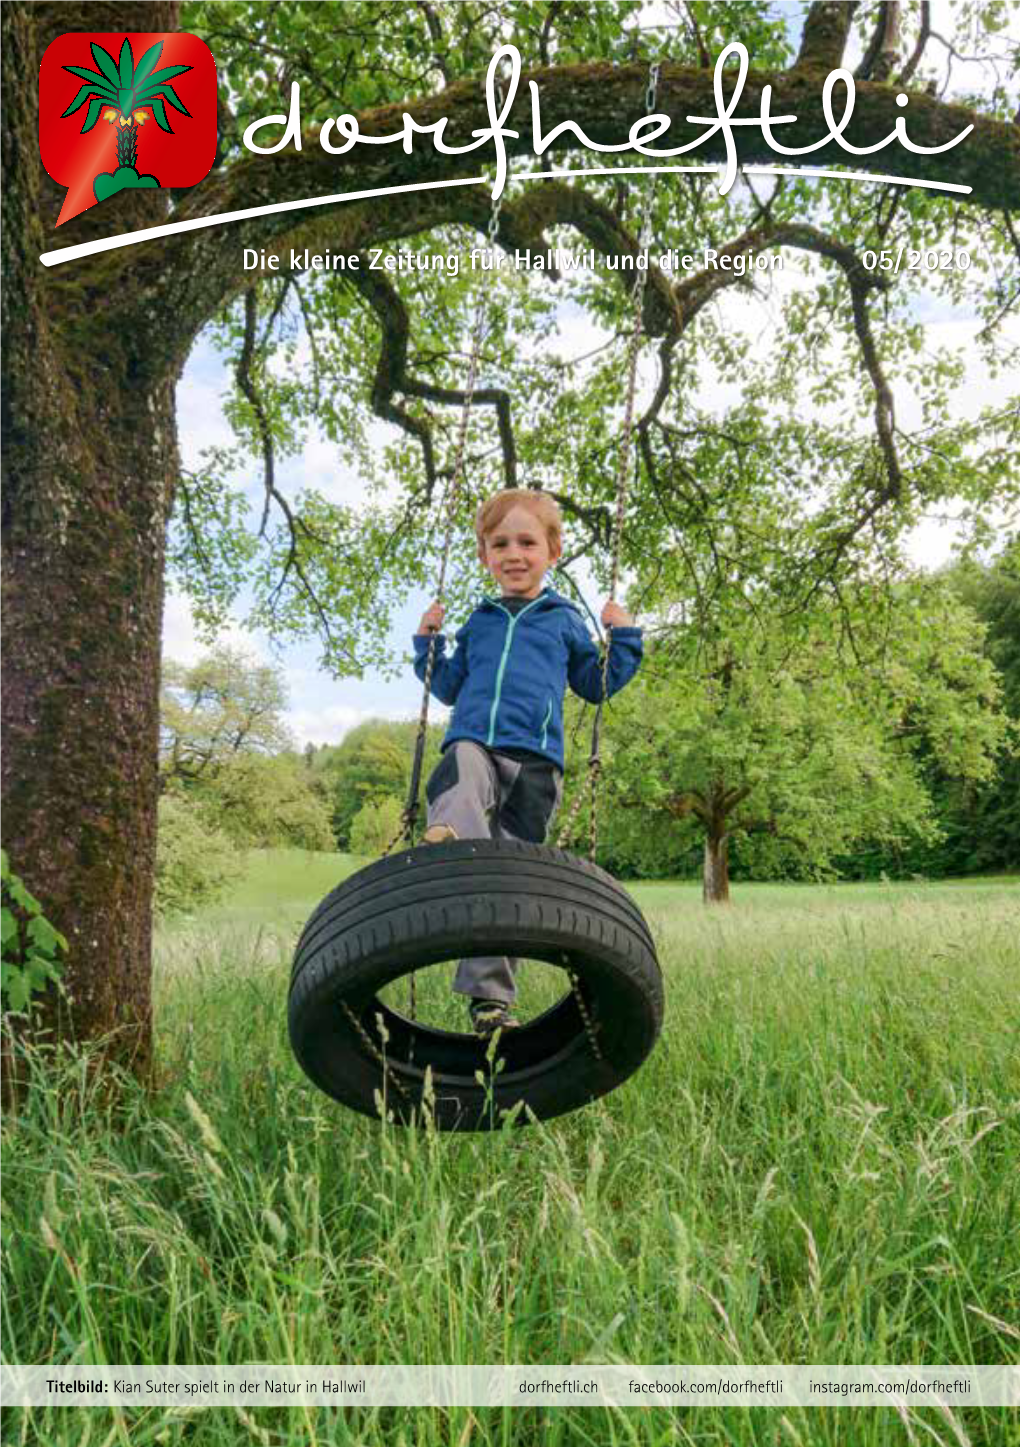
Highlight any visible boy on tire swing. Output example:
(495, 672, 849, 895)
(414, 489, 643, 1036)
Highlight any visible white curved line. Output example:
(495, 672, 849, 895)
(39, 165, 973, 268)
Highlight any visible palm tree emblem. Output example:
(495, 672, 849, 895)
(61, 38, 193, 201)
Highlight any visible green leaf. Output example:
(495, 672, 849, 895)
(118, 36, 135, 88)
(0, 850, 9, 881)
(89, 42, 120, 88)
(80, 97, 105, 134)
(27, 916, 61, 955)
(4, 967, 30, 1013)
(138, 64, 193, 91)
(1, 908, 18, 951)
(157, 85, 192, 117)
(8, 877, 41, 915)
(27, 956, 61, 991)
(133, 40, 164, 89)
(62, 64, 117, 94)
(149, 97, 174, 133)
(60, 82, 109, 118)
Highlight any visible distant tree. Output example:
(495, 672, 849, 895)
(837, 540, 1020, 879)
(921, 540, 1020, 873)
(601, 578, 1008, 902)
(349, 796, 405, 858)
(160, 645, 292, 789)
(154, 794, 243, 915)
(160, 648, 332, 852)
(191, 752, 335, 851)
(318, 720, 445, 848)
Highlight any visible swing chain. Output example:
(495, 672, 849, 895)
(559, 57, 659, 868)
(556, 59, 659, 1062)
(376, 278, 490, 867)
(391, 79, 508, 863)
(607, 61, 659, 613)
(486, 153, 505, 249)
(568, 968, 604, 1063)
(379, 83, 508, 1022)
(341, 1001, 412, 1105)
(398, 287, 488, 844)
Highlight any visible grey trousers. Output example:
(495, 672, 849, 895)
(425, 740, 564, 1004)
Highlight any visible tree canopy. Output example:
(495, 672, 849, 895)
(160, 644, 293, 788)
(166, 0, 1019, 681)
(596, 569, 1009, 898)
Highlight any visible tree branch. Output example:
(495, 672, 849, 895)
(682, 2, 712, 68)
(57, 49, 1020, 341)
(797, 2, 857, 70)
(168, 57, 1020, 245)
(416, 0, 451, 86)
(667, 790, 710, 824)
(236, 288, 277, 537)
(897, 1, 931, 87)
(235, 288, 356, 663)
(871, 2, 901, 83)
(539, 2, 561, 67)
(344, 258, 518, 491)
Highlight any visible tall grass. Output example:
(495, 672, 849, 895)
(3, 866, 1018, 1446)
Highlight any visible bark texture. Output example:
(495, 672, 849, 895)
(2, 1, 180, 1072)
(702, 834, 731, 905)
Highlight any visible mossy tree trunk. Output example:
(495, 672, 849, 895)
(1, 0, 179, 1077)
(2, 385, 176, 1077)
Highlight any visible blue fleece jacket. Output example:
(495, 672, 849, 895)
(412, 588, 643, 770)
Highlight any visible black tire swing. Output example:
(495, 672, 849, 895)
(288, 840, 662, 1130)
(289, 66, 664, 1130)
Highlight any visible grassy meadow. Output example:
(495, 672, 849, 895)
(3, 850, 1019, 1446)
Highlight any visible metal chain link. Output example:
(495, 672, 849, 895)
(646, 60, 662, 117)
(568, 968, 604, 1062)
(341, 1001, 412, 1106)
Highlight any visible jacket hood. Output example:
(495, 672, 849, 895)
(476, 587, 581, 617)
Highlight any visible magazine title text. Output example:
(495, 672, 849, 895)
(242, 42, 974, 197)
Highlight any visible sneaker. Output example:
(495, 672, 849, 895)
(423, 824, 458, 844)
(469, 999, 519, 1036)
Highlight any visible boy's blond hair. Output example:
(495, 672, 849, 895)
(475, 489, 562, 555)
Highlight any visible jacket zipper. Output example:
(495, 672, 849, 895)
(540, 697, 553, 751)
(486, 596, 544, 746)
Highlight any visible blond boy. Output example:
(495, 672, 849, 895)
(414, 489, 642, 1033)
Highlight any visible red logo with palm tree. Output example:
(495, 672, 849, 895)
(40, 32, 217, 227)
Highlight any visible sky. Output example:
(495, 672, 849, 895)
(163, 2, 1020, 750)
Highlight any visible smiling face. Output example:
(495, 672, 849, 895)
(479, 503, 561, 598)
